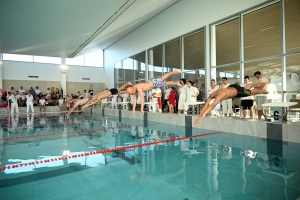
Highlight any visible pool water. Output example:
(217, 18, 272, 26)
(0, 113, 300, 200)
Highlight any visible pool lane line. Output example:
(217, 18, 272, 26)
(0, 131, 221, 171)
(0, 122, 159, 141)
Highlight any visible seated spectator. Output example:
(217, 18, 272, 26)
(51, 87, 55, 95)
(38, 93, 44, 104)
(15, 91, 21, 105)
(19, 86, 25, 94)
(29, 87, 35, 96)
(35, 86, 42, 97)
(56, 88, 60, 99)
(51, 94, 57, 105)
(39, 97, 46, 112)
(9, 87, 15, 93)
(46, 88, 51, 96)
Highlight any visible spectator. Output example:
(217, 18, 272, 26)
(29, 87, 35, 96)
(9, 87, 15, 93)
(56, 88, 60, 99)
(39, 96, 46, 112)
(253, 71, 268, 120)
(208, 79, 220, 116)
(46, 88, 51, 96)
(26, 93, 34, 114)
(221, 77, 233, 117)
(19, 86, 25, 94)
(184, 81, 199, 113)
(164, 86, 170, 112)
(152, 87, 162, 113)
(240, 76, 255, 119)
(19, 92, 26, 107)
(51, 87, 55, 96)
(35, 86, 42, 103)
(178, 78, 187, 114)
(168, 87, 176, 114)
(58, 96, 64, 110)
(8, 92, 19, 115)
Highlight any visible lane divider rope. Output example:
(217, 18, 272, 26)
(0, 131, 220, 171)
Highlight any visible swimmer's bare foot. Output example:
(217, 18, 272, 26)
(173, 69, 182, 74)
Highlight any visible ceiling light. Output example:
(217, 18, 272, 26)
(259, 27, 274, 32)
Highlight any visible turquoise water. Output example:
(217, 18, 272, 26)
(0, 113, 299, 200)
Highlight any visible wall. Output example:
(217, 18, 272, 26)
(104, 0, 267, 88)
(67, 82, 105, 96)
(2, 60, 106, 94)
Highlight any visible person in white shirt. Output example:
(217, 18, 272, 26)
(9, 87, 15, 93)
(208, 79, 220, 116)
(164, 86, 171, 112)
(39, 97, 46, 112)
(121, 93, 129, 102)
(221, 77, 233, 117)
(111, 94, 118, 109)
(18, 86, 25, 94)
(26, 93, 34, 113)
(178, 79, 187, 114)
(253, 71, 268, 120)
(15, 91, 21, 106)
(240, 76, 255, 119)
(152, 87, 162, 112)
(58, 96, 64, 111)
(184, 81, 199, 113)
(8, 92, 19, 115)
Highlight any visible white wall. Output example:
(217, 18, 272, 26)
(2, 60, 106, 83)
(104, 0, 267, 88)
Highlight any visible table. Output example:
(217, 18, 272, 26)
(262, 102, 298, 122)
(144, 102, 158, 113)
(183, 102, 205, 115)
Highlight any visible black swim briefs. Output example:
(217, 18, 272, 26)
(109, 88, 118, 95)
(228, 84, 251, 98)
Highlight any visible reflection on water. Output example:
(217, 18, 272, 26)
(0, 113, 299, 200)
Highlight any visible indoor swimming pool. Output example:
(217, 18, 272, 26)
(0, 113, 299, 200)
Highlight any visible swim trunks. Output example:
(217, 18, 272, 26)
(228, 84, 251, 97)
(148, 78, 166, 88)
(109, 88, 118, 95)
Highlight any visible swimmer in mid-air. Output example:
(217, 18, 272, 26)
(81, 82, 133, 110)
(126, 69, 182, 116)
(193, 79, 269, 127)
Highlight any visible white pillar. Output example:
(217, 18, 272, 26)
(0, 54, 3, 89)
(148, 49, 154, 79)
(210, 25, 217, 80)
(61, 58, 67, 97)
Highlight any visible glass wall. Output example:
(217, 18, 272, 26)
(114, 0, 300, 106)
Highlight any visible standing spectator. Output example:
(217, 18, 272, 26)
(26, 93, 34, 114)
(184, 81, 199, 113)
(152, 87, 162, 113)
(208, 79, 220, 116)
(197, 84, 205, 102)
(58, 96, 64, 111)
(19, 86, 25, 94)
(39, 97, 46, 112)
(221, 77, 233, 117)
(164, 86, 171, 112)
(168, 87, 176, 114)
(8, 92, 19, 115)
(240, 76, 255, 119)
(253, 71, 268, 120)
(178, 78, 187, 114)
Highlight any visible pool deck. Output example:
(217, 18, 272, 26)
(88, 107, 300, 144)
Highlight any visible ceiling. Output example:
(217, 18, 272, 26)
(0, 0, 179, 58)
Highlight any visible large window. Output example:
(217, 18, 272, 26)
(133, 52, 146, 81)
(114, 61, 124, 87)
(123, 57, 134, 82)
(285, 0, 300, 54)
(243, 2, 281, 60)
(215, 65, 240, 85)
(33, 56, 61, 64)
(148, 46, 163, 79)
(216, 18, 239, 65)
(3, 54, 33, 62)
(286, 54, 300, 101)
(165, 39, 181, 82)
(66, 55, 84, 66)
(184, 31, 204, 69)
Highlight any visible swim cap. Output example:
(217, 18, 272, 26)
(126, 87, 135, 95)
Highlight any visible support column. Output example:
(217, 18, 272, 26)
(61, 58, 67, 97)
(205, 25, 212, 98)
(239, 13, 245, 83)
(148, 49, 153, 80)
(280, 0, 286, 102)
(0, 54, 3, 89)
(180, 37, 184, 78)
